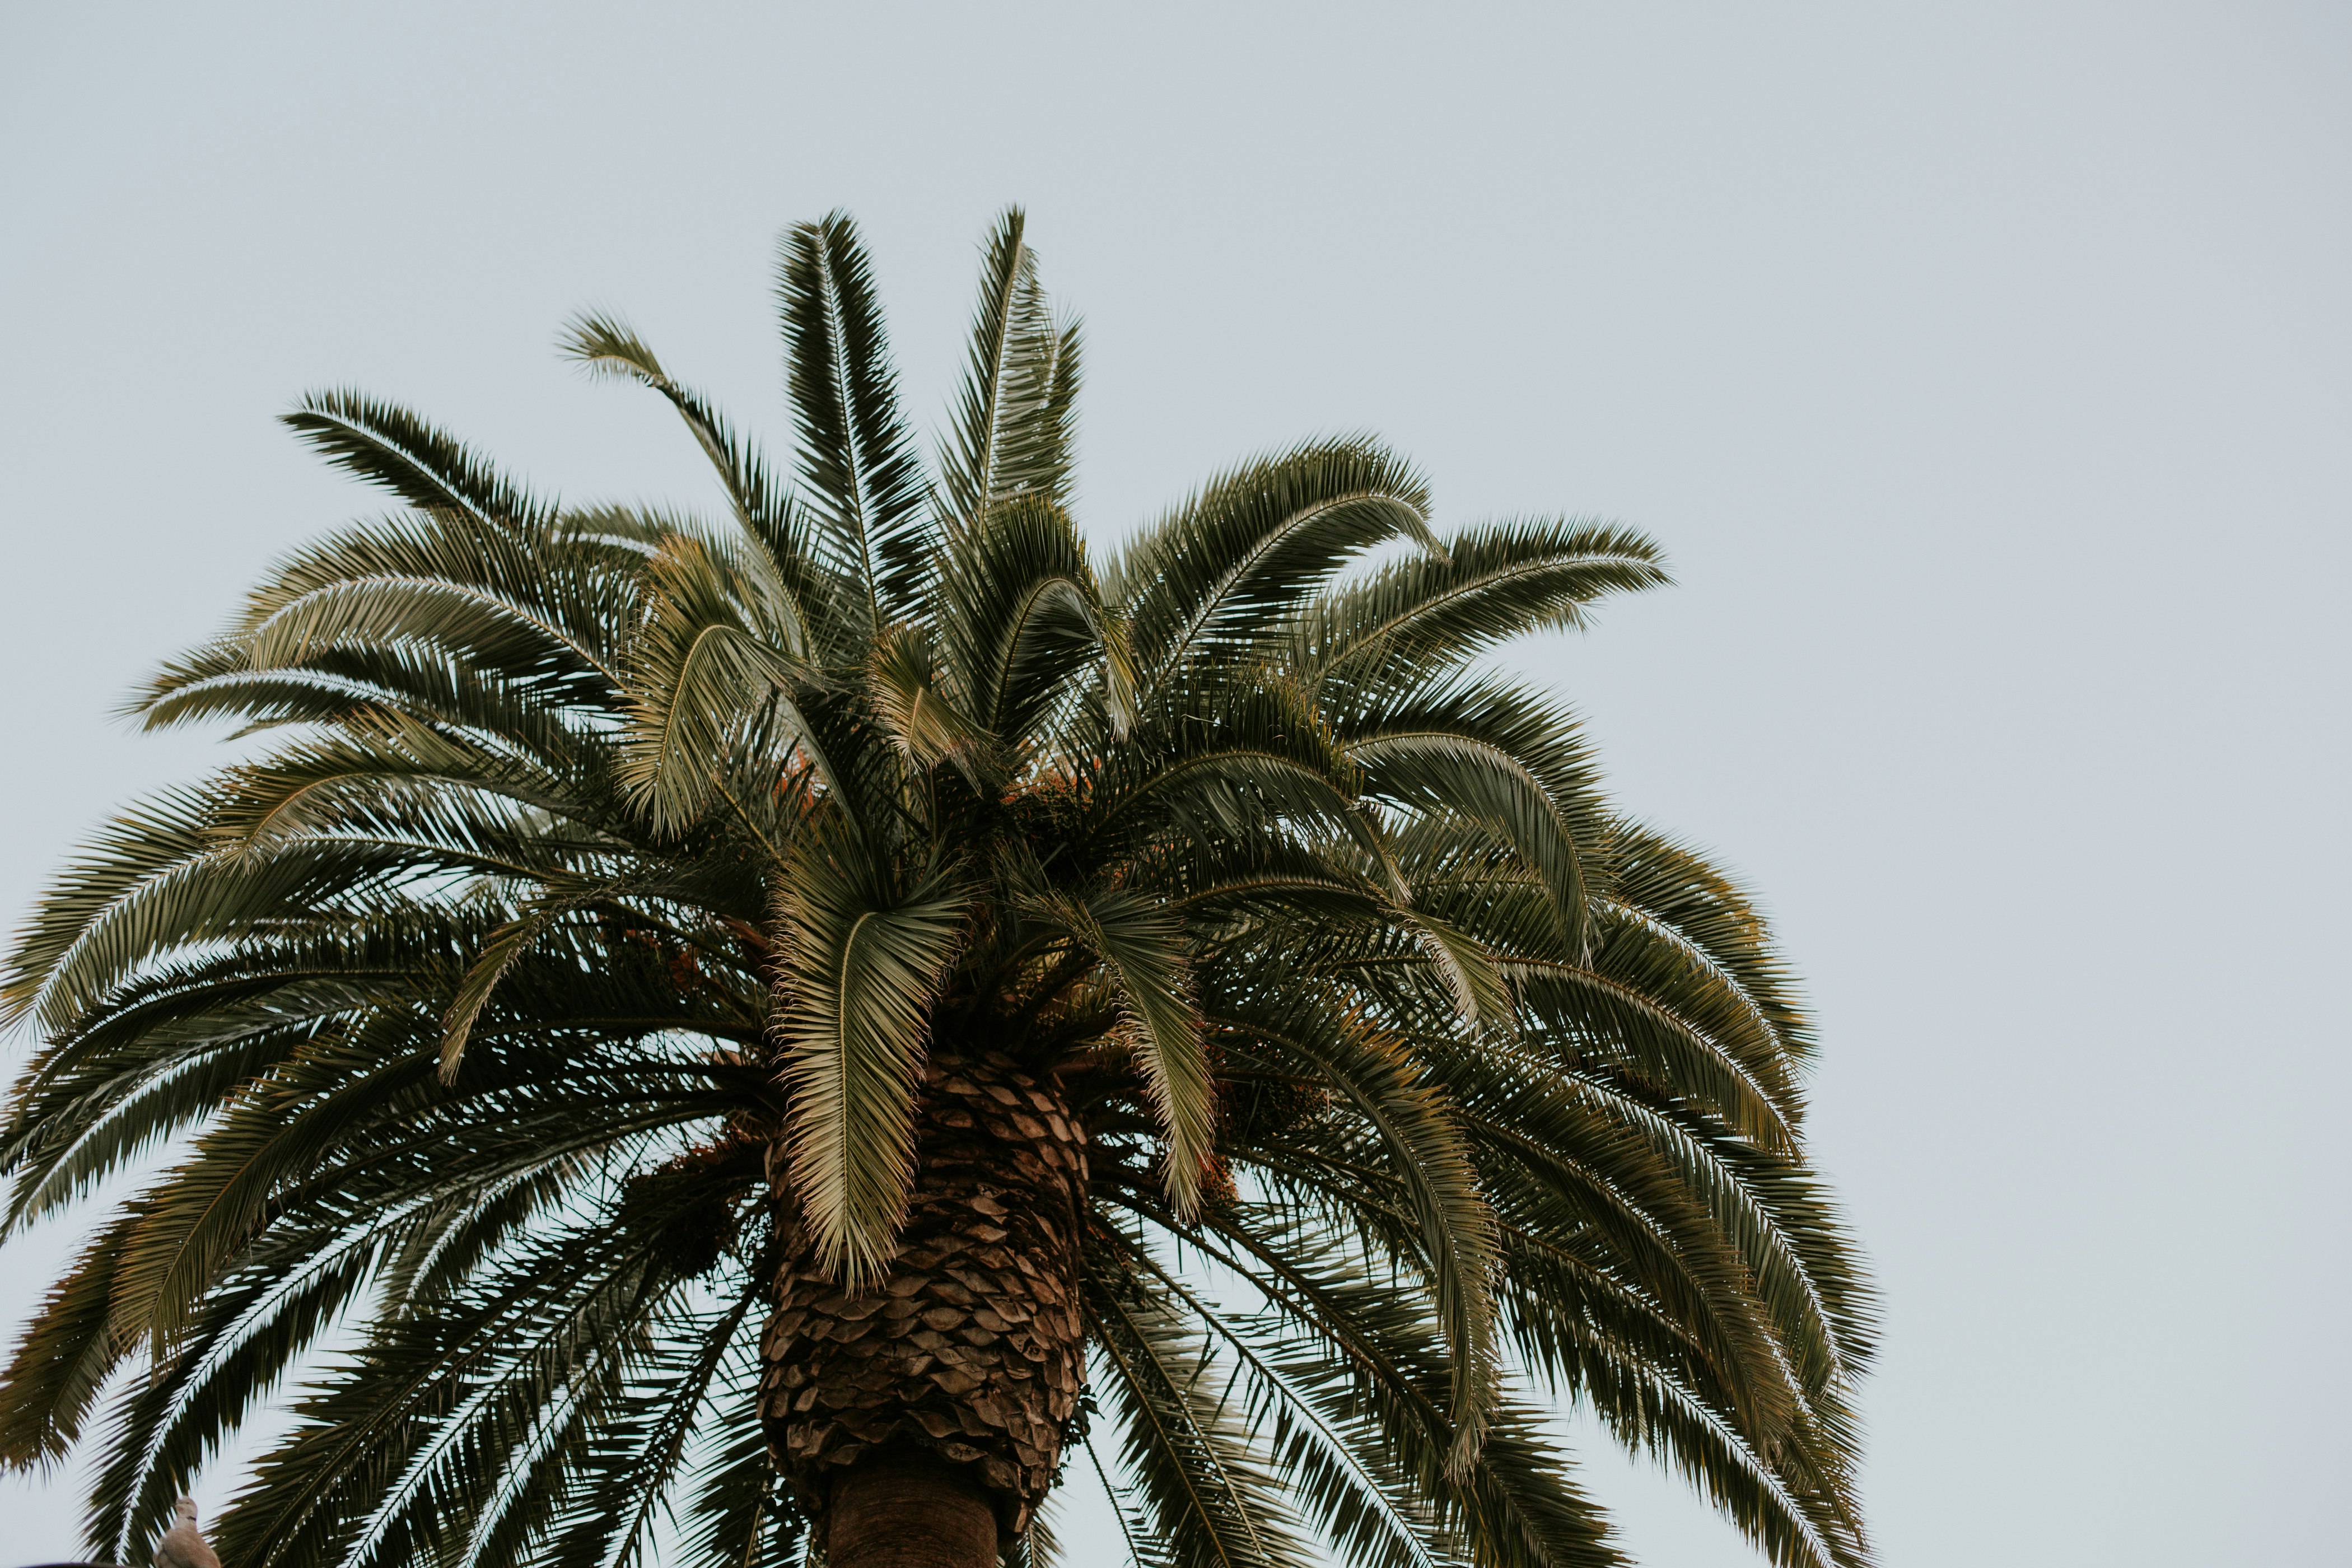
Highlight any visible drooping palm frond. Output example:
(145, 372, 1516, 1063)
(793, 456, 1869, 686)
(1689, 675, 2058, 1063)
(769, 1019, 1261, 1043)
(772, 834, 970, 1283)
(3, 206, 1872, 1568)
(1112, 440, 1440, 699)
(282, 391, 549, 529)
(1286, 520, 1668, 693)
(1086, 1259, 1318, 1568)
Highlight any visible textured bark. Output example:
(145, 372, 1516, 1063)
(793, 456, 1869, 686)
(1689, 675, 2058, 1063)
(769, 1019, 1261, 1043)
(760, 1050, 1089, 1542)
(826, 1452, 998, 1568)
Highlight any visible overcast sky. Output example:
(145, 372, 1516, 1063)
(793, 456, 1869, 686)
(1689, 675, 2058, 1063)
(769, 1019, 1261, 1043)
(3, 4, 2346, 1564)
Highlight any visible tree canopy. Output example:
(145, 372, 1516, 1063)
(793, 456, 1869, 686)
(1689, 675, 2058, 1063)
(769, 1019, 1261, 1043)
(1, 208, 1873, 1568)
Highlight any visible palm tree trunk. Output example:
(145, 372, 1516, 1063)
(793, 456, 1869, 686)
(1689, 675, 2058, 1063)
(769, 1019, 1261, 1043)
(760, 1051, 1090, 1564)
(825, 1451, 1000, 1568)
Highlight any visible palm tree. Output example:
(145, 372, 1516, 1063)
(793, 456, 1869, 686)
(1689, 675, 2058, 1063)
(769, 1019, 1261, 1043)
(0, 209, 1873, 1568)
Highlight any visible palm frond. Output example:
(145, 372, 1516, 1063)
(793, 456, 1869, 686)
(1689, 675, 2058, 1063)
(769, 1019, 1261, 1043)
(1207, 990, 1499, 1460)
(778, 211, 934, 624)
(282, 391, 547, 528)
(0, 1210, 142, 1468)
(938, 208, 1079, 527)
(1114, 441, 1438, 697)
(1289, 520, 1666, 690)
(618, 528, 827, 834)
(773, 840, 970, 1284)
(1087, 1264, 1315, 1568)
(937, 492, 1126, 763)
(1026, 890, 1211, 1216)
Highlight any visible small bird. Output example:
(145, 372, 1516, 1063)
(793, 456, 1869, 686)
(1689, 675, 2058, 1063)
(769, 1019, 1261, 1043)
(152, 1496, 220, 1568)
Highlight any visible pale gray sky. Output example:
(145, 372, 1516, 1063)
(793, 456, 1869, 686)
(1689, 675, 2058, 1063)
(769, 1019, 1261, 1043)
(3, 3, 2346, 1564)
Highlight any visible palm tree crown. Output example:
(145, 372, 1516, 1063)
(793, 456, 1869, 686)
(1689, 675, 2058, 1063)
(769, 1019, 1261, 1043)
(1, 208, 1873, 1568)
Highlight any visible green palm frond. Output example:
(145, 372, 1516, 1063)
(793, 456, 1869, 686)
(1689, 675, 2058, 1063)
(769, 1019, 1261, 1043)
(1348, 722, 1594, 962)
(773, 838, 972, 1282)
(558, 314, 825, 616)
(780, 211, 934, 624)
(1288, 520, 1666, 692)
(282, 391, 547, 528)
(1026, 889, 1212, 1216)
(1087, 1259, 1317, 1568)
(939, 208, 1080, 528)
(1113, 440, 1439, 697)
(1205, 988, 1500, 1460)
(0, 1210, 141, 1467)
(867, 621, 986, 783)
(619, 526, 825, 832)
(936, 493, 1127, 757)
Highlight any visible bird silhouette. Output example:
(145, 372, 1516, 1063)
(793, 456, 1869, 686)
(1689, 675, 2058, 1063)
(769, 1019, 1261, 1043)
(152, 1497, 218, 1568)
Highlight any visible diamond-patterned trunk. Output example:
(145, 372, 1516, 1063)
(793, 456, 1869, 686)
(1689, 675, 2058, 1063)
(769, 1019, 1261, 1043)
(759, 1051, 1090, 1553)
